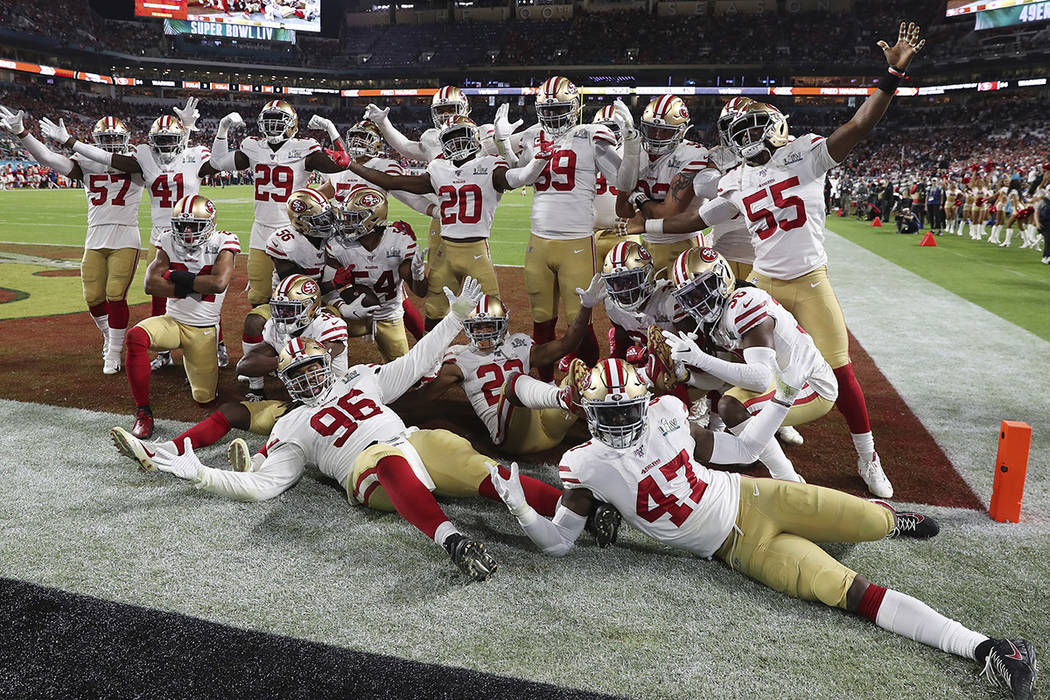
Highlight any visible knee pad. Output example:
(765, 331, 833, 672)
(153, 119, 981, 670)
(811, 566, 850, 608)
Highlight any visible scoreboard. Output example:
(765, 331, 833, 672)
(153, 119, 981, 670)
(135, 0, 188, 20)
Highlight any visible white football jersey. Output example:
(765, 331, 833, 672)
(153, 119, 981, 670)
(265, 227, 326, 288)
(135, 144, 209, 232)
(326, 157, 403, 204)
(636, 142, 710, 245)
(709, 286, 836, 400)
(262, 310, 349, 379)
(711, 134, 838, 280)
(559, 396, 739, 558)
(519, 123, 618, 239)
(240, 136, 321, 229)
(443, 333, 534, 440)
(324, 222, 417, 320)
(158, 229, 241, 327)
(74, 155, 144, 247)
(416, 122, 500, 162)
(426, 154, 508, 240)
(604, 283, 684, 346)
(694, 145, 754, 264)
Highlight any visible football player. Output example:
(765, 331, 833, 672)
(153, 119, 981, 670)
(320, 187, 426, 362)
(601, 241, 685, 356)
(123, 195, 240, 438)
(500, 76, 623, 378)
(415, 277, 602, 454)
(1, 108, 144, 374)
(661, 248, 838, 483)
(111, 278, 568, 582)
(615, 95, 710, 277)
(486, 355, 1037, 700)
(626, 22, 930, 497)
(207, 100, 349, 308)
(113, 274, 346, 459)
(341, 115, 553, 329)
(590, 103, 641, 263)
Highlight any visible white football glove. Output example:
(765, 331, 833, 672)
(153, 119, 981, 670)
(216, 112, 244, 139)
(307, 114, 341, 143)
(363, 103, 390, 125)
(485, 461, 529, 516)
(40, 117, 71, 145)
(0, 106, 25, 134)
(150, 438, 204, 481)
(339, 295, 378, 321)
(662, 330, 714, 372)
(493, 103, 523, 143)
(444, 275, 483, 320)
(774, 336, 823, 404)
(575, 272, 606, 309)
(411, 251, 426, 282)
(173, 96, 200, 132)
(612, 99, 634, 130)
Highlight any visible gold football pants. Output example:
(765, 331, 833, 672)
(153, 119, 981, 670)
(136, 315, 219, 403)
(81, 247, 140, 307)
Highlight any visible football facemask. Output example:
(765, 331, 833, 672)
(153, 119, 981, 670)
(463, 296, 508, 353)
(580, 359, 650, 450)
(277, 338, 333, 407)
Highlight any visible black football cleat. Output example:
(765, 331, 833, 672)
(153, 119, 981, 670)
(871, 500, 940, 539)
(586, 502, 622, 549)
(981, 638, 1038, 700)
(443, 534, 497, 582)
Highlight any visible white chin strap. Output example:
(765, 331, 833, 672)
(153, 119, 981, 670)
(739, 141, 769, 160)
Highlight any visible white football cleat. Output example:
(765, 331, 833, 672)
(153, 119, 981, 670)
(858, 452, 893, 498)
(227, 438, 253, 473)
(777, 425, 804, 446)
(110, 426, 158, 473)
(103, 351, 122, 375)
(150, 351, 174, 371)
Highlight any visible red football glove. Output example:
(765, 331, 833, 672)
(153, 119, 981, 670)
(625, 345, 646, 366)
(332, 265, 356, 288)
(392, 220, 417, 241)
(326, 147, 350, 169)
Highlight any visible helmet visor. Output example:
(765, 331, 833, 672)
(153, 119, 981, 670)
(440, 125, 480, 162)
(337, 207, 377, 241)
(585, 397, 648, 449)
(300, 208, 336, 239)
(94, 131, 129, 154)
(673, 271, 726, 324)
(463, 317, 506, 352)
(602, 267, 651, 310)
(171, 218, 213, 249)
(150, 132, 183, 162)
(641, 122, 682, 154)
(728, 114, 770, 159)
(536, 102, 577, 136)
(345, 128, 381, 158)
(270, 299, 310, 334)
(260, 111, 290, 140)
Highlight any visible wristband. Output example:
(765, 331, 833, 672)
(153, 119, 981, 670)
(169, 269, 197, 288)
(162, 270, 172, 281)
(887, 66, 907, 78)
(644, 219, 665, 236)
(629, 191, 651, 209)
(878, 71, 902, 95)
(770, 395, 793, 408)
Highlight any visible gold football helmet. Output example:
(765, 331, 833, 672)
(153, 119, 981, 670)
(148, 115, 186, 165)
(258, 100, 298, 144)
(438, 115, 482, 163)
(670, 247, 735, 324)
(727, 102, 789, 162)
(716, 97, 755, 150)
(602, 241, 655, 311)
(277, 336, 333, 407)
(536, 75, 581, 138)
(344, 119, 384, 158)
(592, 105, 625, 146)
(286, 188, 337, 240)
(463, 295, 508, 353)
(169, 194, 216, 249)
(92, 116, 131, 154)
(338, 186, 388, 241)
(640, 96, 690, 155)
(270, 274, 322, 336)
(580, 358, 651, 449)
(431, 86, 471, 129)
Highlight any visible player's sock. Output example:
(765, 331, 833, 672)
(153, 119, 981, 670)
(89, 303, 109, 336)
(107, 300, 130, 356)
(607, 326, 622, 358)
(151, 295, 166, 317)
(832, 363, 872, 434)
(172, 412, 232, 453)
(851, 431, 876, 459)
(576, 324, 600, 367)
(511, 374, 562, 410)
(730, 417, 800, 481)
(217, 322, 224, 343)
(402, 298, 425, 340)
(859, 584, 989, 660)
(478, 473, 560, 517)
(125, 326, 153, 407)
(533, 319, 557, 381)
(374, 454, 450, 539)
(242, 336, 264, 363)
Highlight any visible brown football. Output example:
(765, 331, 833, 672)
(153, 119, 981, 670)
(338, 284, 382, 310)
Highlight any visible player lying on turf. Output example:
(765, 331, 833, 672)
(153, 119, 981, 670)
(110, 278, 566, 582)
(486, 355, 1037, 700)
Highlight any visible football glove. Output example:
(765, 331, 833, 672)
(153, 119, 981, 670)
(363, 103, 390, 125)
(411, 251, 426, 282)
(216, 112, 244, 139)
(307, 114, 341, 144)
(774, 337, 823, 404)
(150, 438, 204, 481)
(575, 272, 606, 309)
(0, 106, 25, 134)
(662, 330, 713, 372)
(493, 103, 523, 143)
(485, 461, 529, 517)
(40, 117, 71, 145)
(445, 276, 484, 321)
(339, 295, 378, 321)
(173, 96, 200, 132)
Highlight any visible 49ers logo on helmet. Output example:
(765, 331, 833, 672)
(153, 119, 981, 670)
(360, 192, 383, 207)
(638, 247, 652, 261)
(289, 199, 308, 213)
(301, 279, 319, 295)
(699, 247, 719, 263)
(205, 200, 215, 215)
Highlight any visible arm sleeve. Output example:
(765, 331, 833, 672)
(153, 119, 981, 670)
(72, 140, 114, 167)
(375, 121, 428, 162)
(697, 196, 740, 227)
(687, 345, 775, 393)
(19, 133, 75, 175)
(192, 443, 306, 502)
(209, 136, 238, 172)
(692, 167, 721, 201)
(512, 502, 587, 557)
(708, 399, 790, 464)
(375, 312, 464, 403)
(389, 189, 435, 216)
(594, 140, 623, 182)
(503, 157, 547, 189)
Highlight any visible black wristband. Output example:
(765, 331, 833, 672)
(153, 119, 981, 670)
(172, 281, 193, 299)
(169, 269, 196, 288)
(878, 70, 902, 95)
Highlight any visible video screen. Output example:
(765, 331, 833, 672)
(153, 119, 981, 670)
(135, 0, 188, 20)
(946, 0, 1036, 17)
(186, 0, 320, 33)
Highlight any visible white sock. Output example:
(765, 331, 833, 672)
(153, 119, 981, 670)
(1003, 229, 1013, 246)
(107, 328, 127, 356)
(851, 431, 875, 459)
(92, 314, 109, 335)
(731, 418, 799, 481)
(434, 520, 460, 547)
(242, 339, 263, 358)
(247, 376, 264, 391)
(513, 374, 562, 410)
(874, 589, 989, 660)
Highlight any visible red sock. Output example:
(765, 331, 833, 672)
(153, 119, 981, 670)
(125, 326, 152, 407)
(89, 302, 108, 318)
(218, 322, 224, 343)
(151, 295, 167, 317)
(108, 300, 129, 329)
(478, 474, 561, 517)
(833, 363, 872, 434)
(533, 319, 557, 381)
(402, 298, 425, 340)
(375, 455, 449, 539)
(173, 412, 232, 453)
(607, 326, 622, 358)
(576, 323, 599, 366)
(857, 583, 887, 622)
(671, 382, 690, 405)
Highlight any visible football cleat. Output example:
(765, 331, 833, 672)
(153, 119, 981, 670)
(110, 426, 158, 473)
(103, 351, 122, 375)
(443, 533, 497, 582)
(858, 452, 893, 498)
(981, 638, 1038, 700)
(777, 425, 804, 446)
(227, 438, 253, 473)
(556, 353, 577, 374)
(131, 407, 154, 439)
(244, 388, 267, 402)
(586, 502, 622, 549)
(557, 357, 589, 418)
(645, 324, 682, 394)
(150, 351, 174, 371)
(870, 500, 940, 539)
(217, 342, 229, 368)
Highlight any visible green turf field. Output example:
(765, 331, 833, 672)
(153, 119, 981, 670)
(2, 185, 1046, 339)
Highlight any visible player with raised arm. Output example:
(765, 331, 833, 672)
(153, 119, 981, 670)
(590, 103, 641, 263)
(111, 278, 570, 582)
(627, 22, 930, 497)
(1, 108, 144, 374)
(123, 195, 240, 438)
(342, 115, 553, 329)
(319, 187, 426, 362)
